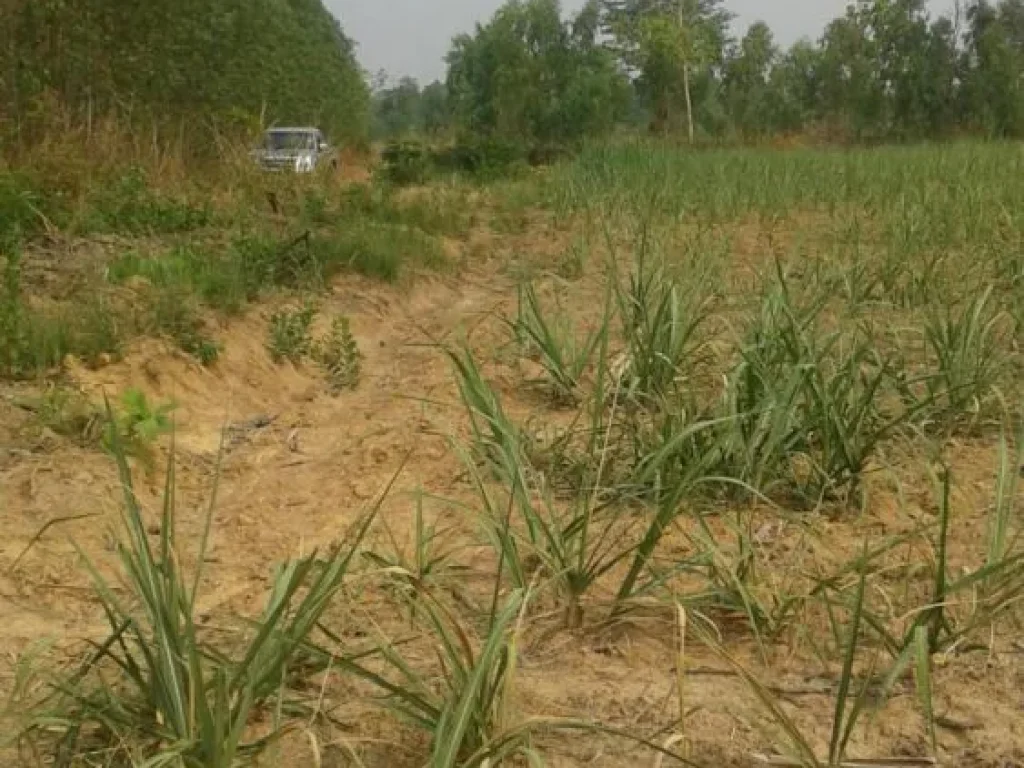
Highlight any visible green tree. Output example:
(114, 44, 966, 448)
(373, 77, 424, 138)
(445, 0, 628, 146)
(961, 0, 1024, 136)
(420, 81, 451, 135)
(768, 40, 825, 134)
(604, 0, 733, 140)
(723, 21, 778, 138)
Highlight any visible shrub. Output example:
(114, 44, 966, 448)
(81, 168, 211, 235)
(267, 303, 316, 363)
(435, 135, 528, 181)
(313, 315, 362, 393)
(378, 139, 433, 185)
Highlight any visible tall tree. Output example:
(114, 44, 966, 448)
(446, 0, 628, 145)
(420, 81, 451, 136)
(768, 39, 825, 134)
(961, 0, 1024, 136)
(723, 21, 778, 137)
(604, 0, 732, 139)
(373, 77, 423, 138)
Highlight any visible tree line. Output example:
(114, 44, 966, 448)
(373, 0, 1024, 145)
(2, 0, 1021, 152)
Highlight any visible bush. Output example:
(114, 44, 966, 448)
(0, 173, 56, 242)
(267, 303, 316, 363)
(377, 135, 528, 185)
(314, 315, 362, 393)
(436, 135, 528, 180)
(378, 140, 433, 185)
(81, 168, 211, 235)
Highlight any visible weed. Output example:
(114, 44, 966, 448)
(267, 303, 316, 364)
(313, 314, 362, 393)
(101, 388, 176, 469)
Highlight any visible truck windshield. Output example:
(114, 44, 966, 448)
(265, 131, 316, 151)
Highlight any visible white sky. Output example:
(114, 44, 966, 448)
(328, 0, 958, 83)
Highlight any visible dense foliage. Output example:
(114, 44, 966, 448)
(628, 0, 1024, 141)
(0, 0, 369, 145)
(444, 0, 630, 146)
(388, 0, 1024, 146)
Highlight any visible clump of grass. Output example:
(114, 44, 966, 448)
(301, 188, 330, 224)
(1, 247, 113, 379)
(711, 264, 919, 506)
(871, 467, 1024, 658)
(339, 585, 536, 766)
(614, 244, 711, 408)
(340, 182, 471, 238)
(14, 414, 378, 767)
(313, 314, 362, 393)
(108, 235, 324, 317)
(362, 490, 466, 604)
(1, 247, 51, 378)
(447, 340, 724, 624)
(314, 221, 446, 283)
(918, 285, 1007, 427)
(555, 238, 587, 281)
(511, 281, 605, 404)
(331, 576, 680, 766)
(147, 285, 220, 364)
(706, 566, 938, 768)
(267, 303, 316, 364)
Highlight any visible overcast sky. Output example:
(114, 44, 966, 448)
(327, 0, 956, 84)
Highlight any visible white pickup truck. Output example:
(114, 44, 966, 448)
(255, 127, 337, 174)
